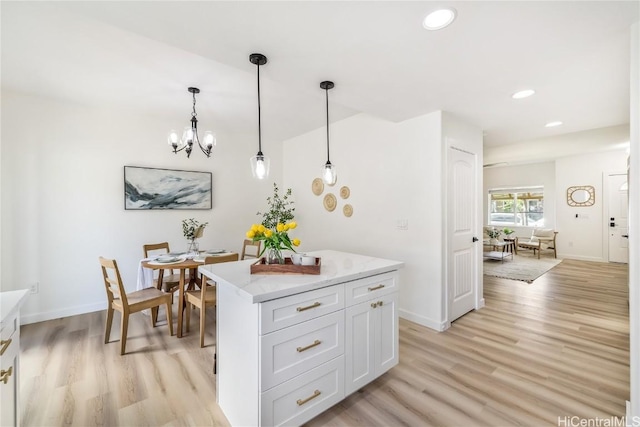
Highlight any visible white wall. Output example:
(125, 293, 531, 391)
(1, 90, 281, 323)
(282, 112, 443, 328)
(282, 111, 481, 330)
(555, 150, 628, 261)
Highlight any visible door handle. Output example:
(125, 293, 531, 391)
(623, 234, 629, 238)
(472, 237, 479, 242)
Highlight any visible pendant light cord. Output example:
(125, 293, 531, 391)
(257, 62, 262, 153)
(325, 86, 330, 163)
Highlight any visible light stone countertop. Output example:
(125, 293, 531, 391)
(0, 289, 29, 329)
(199, 249, 404, 303)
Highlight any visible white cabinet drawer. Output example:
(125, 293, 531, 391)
(260, 311, 344, 391)
(344, 271, 398, 307)
(259, 285, 344, 334)
(1, 314, 17, 341)
(1, 312, 19, 427)
(260, 356, 344, 427)
(1, 313, 18, 360)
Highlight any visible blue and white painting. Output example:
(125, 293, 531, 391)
(124, 166, 212, 210)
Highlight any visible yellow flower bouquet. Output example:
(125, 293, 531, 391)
(246, 221, 300, 264)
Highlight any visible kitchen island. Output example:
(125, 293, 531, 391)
(1, 289, 29, 427)
(199, 250, 403, 427)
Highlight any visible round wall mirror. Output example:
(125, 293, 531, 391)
(567, 185, 595, 207)
(571, 189, 590, 203)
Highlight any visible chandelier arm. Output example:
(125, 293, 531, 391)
(198, 139, 212, 157)
(191, 101, 211, 157)
(172, 144, 188, 154)
(198, 146, 212, 157)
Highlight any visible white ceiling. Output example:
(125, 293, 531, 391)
(2, 1, 638, 148)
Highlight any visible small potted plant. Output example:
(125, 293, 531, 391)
(182, 218, 208, 254)
(487, 227, 502, 245)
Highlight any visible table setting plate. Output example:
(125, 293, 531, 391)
(148, 256, 186, 265)
(204, 249, 226, 254)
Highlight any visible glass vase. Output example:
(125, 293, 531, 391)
(187, 239, 199, 256)
(267, 247, 284, 265)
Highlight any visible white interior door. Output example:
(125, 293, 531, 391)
(448, 147, 477, 322)
(608, 173, 629, 263)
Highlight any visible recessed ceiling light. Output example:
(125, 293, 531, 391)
(545, 121, 563, 127)
(512, 89, 535, 99)
(422, 8, 457, 31)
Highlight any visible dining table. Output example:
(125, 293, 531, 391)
(140, 251, 237, 338)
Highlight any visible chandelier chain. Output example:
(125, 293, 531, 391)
(192, 91, 197, 119)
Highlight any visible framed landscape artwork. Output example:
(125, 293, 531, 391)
(124, 166, 212, 210)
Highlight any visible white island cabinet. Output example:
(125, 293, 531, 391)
(199, 250, 403, 427)
(1, 289, 29, 427)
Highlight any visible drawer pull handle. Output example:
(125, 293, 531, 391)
(0, 366, 12, 384)
(0, 339, 12, 356)
(368, 284, 385, 291)
(297, 302, 321, 312)
(297, 340, 321, 353)
(297, 389, 321, 406)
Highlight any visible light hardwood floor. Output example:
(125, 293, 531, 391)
(20, 259, 629, 426)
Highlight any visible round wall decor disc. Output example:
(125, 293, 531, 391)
(340, 186, 350, 199)
(312, 178, 324, 196)
(323, 193, 337, 212)
(343, 204, 353, 217)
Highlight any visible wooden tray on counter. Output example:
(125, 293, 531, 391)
(250, 257, 321, 275)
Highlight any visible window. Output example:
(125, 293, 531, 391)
(488, 187, 544, 227)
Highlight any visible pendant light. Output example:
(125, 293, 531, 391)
(167, 87, 216, 158)
(320, 81, 337, 185)
(249, 53, 270, 180)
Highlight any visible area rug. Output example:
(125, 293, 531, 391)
(483, 253, 562, 283)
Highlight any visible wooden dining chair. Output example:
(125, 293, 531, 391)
(241, 239, 261, 260)
(185, 253, 239, 347)
(99, 257, 174, 355)
(143, 242, 182, 297)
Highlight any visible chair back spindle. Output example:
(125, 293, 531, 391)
(241, 239, 261, 260)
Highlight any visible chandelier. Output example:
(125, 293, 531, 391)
(167, 87, 216, 158)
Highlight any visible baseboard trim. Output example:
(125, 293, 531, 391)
(626, 401, 630, 426)
(557, 254, 609, 263)
(21, 301, 106, 325)
(399, 309, 447, 331)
